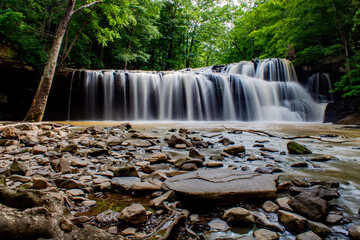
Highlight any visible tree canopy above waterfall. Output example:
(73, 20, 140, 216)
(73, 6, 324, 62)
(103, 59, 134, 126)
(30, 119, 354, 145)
(0, 0, 359, 96)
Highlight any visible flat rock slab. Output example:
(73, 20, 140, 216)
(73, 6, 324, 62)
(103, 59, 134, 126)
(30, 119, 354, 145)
(164, 169, 278, 203)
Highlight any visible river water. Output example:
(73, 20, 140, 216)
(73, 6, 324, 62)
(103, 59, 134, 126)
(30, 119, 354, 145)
(61, 121, 360, 236)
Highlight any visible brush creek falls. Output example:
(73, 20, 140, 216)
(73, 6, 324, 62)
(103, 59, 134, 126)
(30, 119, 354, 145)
(1, 58, 360, 240)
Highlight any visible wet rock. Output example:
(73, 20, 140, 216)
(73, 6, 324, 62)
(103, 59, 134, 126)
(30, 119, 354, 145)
(106, 136, 123, 146)
(132, 132, 159, 139)
(32, 145, 48, 154)
(218, 138, 234, 146)
(119, 203, 148, 224)
(276, 197, 293, 212)
(292, 178, 309, 187)
(307, 220, 331, 237)
(309, 180, 339, 188)
(111, 177, 141, 192)
(145, 152, 168, 164)
(289, 185, 339, 200)
(308, 154, 338, 162)
(255, 166, 282, 174)
(164, 169, 278, 203)
(60, 218, 73, 232)
(107, 226, 117, 234)
(223, 145, 245, 156)
(296, 231, 321, 240)
(54, 178, 84, 189)
(259, 147, 279, 153)
(287, 141, 312, 154)
(277, 182, 291, 191)
(223, 207, 255, 224)
(61, 144, 78, 153)
(69, 156, 90, 168)
(89, 148, 109, 157)
(291, 162, 308, 168)
(32, 175, 51, 189)
(150, 190, 177, 208)
(180, 163, 198, 171)
(10, 159, 29, 175)
(167, 134, 192, 148)
(112, 164, 138, 177)
(53, 158, 71, 173)
(247, 155, 262, 161)
(0, 168, 10, 177)
(278, 210, 307, 233)
(8, 175, 32, 183)
(132, 181, 162, 191)
(121, 227, 136, 236)
(253, 144, 264, 147)
(142, 164, 171, 173)
(289, 192, 328, 221)
(175, 144, 187, 149)
(262, 200, 279, 213)
(254, 229, 279, 240)
(174, 158, 187, 168)
(255, 215, 284, 232)
(325, 214, 343, 225)
(66, 189, 84, 197)
(96, 209, 120, 224)
(208, 219, 229, 231)
(206, 160, 223, 168)
(183, 159, 203, 168)
(189, 148, 205, 160)
(349, 225, 360, 240)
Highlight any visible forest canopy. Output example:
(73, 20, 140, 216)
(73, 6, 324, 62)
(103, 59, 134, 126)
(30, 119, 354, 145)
(0, 0, 359, 96)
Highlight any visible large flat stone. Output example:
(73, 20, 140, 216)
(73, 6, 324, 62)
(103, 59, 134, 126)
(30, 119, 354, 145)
(164, 169, 278, 203)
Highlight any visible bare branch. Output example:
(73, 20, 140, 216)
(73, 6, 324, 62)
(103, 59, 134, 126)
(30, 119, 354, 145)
(72, 0, 102, 14)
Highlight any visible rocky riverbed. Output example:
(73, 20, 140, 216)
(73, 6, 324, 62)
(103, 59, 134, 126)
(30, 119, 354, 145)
(0, 121, 360, 240)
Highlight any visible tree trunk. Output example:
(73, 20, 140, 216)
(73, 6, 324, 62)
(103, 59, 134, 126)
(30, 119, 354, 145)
(24, 0, 76, 122)
(124, 25, 135, 70)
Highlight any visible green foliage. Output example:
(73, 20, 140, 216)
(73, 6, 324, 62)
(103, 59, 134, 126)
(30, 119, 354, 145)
(0, 10, 47, 69)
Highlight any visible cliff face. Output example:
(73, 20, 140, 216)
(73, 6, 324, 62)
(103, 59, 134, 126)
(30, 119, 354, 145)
(0, 56, 72, 121)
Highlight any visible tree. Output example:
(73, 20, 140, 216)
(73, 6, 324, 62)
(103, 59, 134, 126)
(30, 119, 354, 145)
(24, 0, 102, 122)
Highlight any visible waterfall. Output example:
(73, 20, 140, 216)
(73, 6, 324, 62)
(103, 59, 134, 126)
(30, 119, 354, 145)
(67, 58, 327, 122)
(306, 72, 334, 103)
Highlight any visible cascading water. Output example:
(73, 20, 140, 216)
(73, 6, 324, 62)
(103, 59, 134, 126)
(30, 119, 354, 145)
(67, 58, 327, 122)
(306, 72, 334, 103)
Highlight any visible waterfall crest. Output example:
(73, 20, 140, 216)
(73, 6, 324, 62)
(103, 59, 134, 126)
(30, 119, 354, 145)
(68, 59, 327, 122)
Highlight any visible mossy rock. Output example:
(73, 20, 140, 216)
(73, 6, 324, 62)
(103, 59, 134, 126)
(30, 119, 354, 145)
(112, 164, 139, 177)
(0, 175, 6, 186)
(287, 141, 312, 154)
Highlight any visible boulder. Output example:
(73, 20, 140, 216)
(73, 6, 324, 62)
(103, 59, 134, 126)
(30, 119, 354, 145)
(289, 192, 328, 221)
(277, 210, 307, 233)
(218, 138, 234, 146)
(10, 160, 29, 175)
(150, 190, 177, 208)
(308, 154, 338, 162)
(119, 203, 148, 224)
(276, 197, 293, 212)
(307, 220, 331, 237)
(223, 145, 245, 156)
(180, 163, 198, 171)
(111, 177, 141, 192)
(89, 148, 109, 157)
(112, 164, 138, 177)
(262, 200, 279, 213)
(296, 231, 321, 240)
(255, 215, 284, 233)
(32, 145, 48, 154)
(254, 229, 279, 240)
(223, 207, 254, 224)
(8, 175, 32, 183)
(349, 225, 360, 240)
(69, 156, 90, 168)
(32, 175, 51, 189)
(325, 214, 343, 225)
(145, 152, 168, 164)
(106, 136, 123, 146)
(164, 169, 278, 203)
(287, 141, 312, 154)
(54, 178, 84, 189)
(206, 160, 223, 168)
(208, 219, 229, 231)
(132, 181, 162, 191)
(189, 148, 205, 160)
(167, 134, 192, 148)
(289, 185, 339, 200)
(61, 144, 78, 153)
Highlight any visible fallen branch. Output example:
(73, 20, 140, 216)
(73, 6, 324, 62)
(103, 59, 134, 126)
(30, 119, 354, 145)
(144, 201, 189, 240)
(222, 125, 278, 138)
(282, 136, 353, 143)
